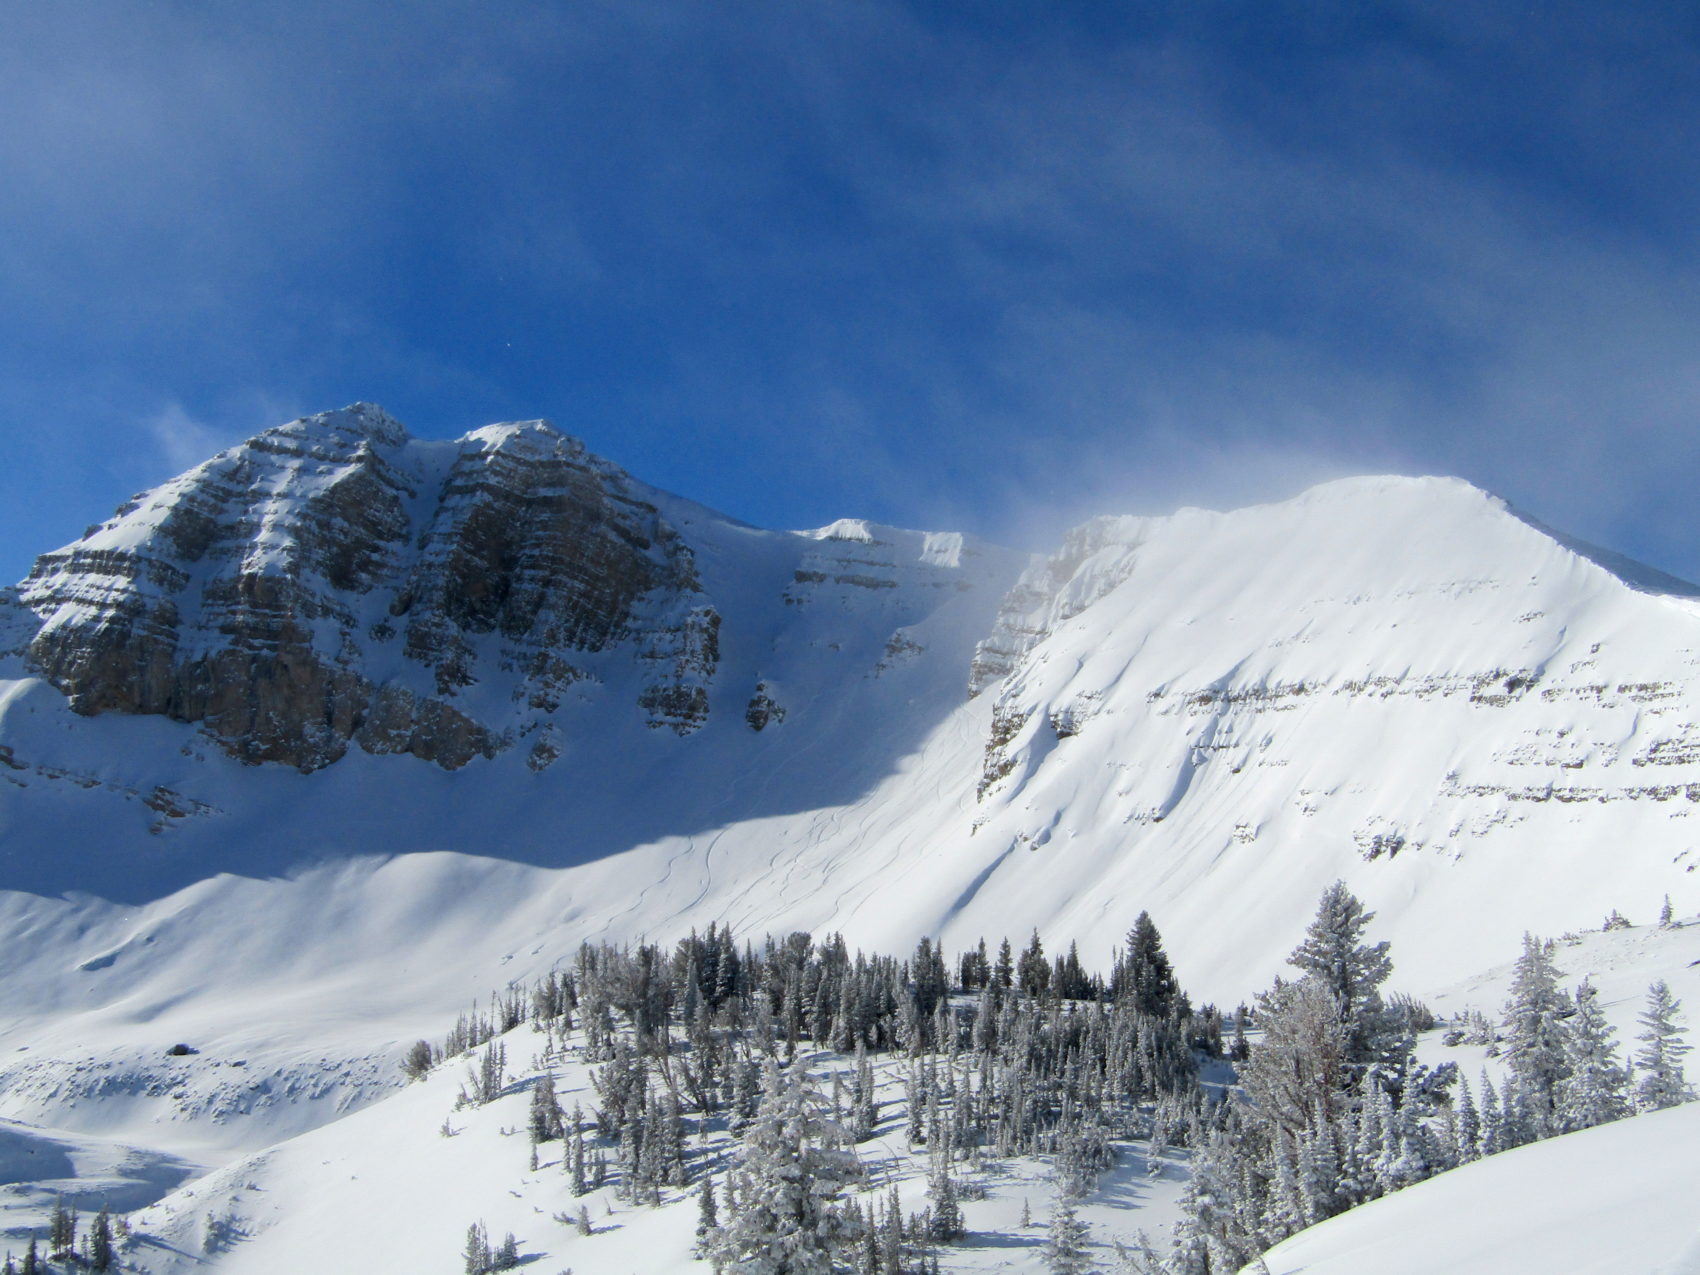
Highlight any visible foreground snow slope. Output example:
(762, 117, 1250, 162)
(1252, 1100, 1700, 1275)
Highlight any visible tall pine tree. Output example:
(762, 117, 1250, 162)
(705, 1060, 864, 1274)
(1635, 980, 1693, 1111)
(1500, 934, 1572, 1132)
(1288, 881, 1398, 1074)
(1116, 912, 1184, 1018)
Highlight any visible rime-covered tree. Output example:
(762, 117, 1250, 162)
(1500, 934, 1571, 1131)
(1174, 882, 1470, 1267)
(1238, 978, 1351, 1135)
(1635, 980, 1693, 1111)
(1288, 881, 1397, 1073)
(1043, 1197, 1093, 1275)
(1558, 979, 1630, 1130)
(1451, 1075, 1481, 1165)
(706, 1060, 863, 1274)
(696, 1176, 720, 1256)
(927, 1167, 964, 1243)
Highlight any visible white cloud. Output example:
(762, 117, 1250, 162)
(143, 403, 237, 475)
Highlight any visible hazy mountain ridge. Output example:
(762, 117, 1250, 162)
(4, 417, 1700, 973)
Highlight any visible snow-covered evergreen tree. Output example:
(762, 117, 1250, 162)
(1476, 1072, 1503, 1157)
(1044, 1197, 1093, 1275)
(1451, 1074, 1481, 1165)
(696, 1177, 720, 1256)
(1634, 979, 1694, 1111)
(1286, 881, 1398, 1074)
(1499, 934, 1571, 1132)
(926, 1167, 964, 1242)
(706, 1059, 864, 1273)
(1557, 978, 1630, 1130)
(1297, 1109, 1341, 1223)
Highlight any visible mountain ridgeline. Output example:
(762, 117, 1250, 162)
(1, 405, 1699, 999)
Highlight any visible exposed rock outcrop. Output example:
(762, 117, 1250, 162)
(15, 406, 706, 770)
(744, 681, 786, 731)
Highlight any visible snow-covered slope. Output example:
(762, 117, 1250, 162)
(958, 474, 1700, 998)
(3, 407, 1700, 1189)
(1251, 1100, 1700, 1275)
(116, 1028, 1190, 1275)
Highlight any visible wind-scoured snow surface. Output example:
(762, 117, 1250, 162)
(4, 411, 1700, 1243)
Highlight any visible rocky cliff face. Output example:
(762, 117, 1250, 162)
(7, 406, 1012, 776)
(12, 406, 710, 770)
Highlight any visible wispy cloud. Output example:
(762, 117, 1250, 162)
(2, 2, 1699, 582)
(142, 403, 240, 475)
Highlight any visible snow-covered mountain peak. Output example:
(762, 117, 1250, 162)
(279, 400, 412, 449)
(456, 417, 583, 457)
(0, 405, 1027, 784)
(803, 517, 885, 541)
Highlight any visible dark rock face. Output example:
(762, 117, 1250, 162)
(15, 405, 708, 771)
(636, 606, 720, 734)
(745, 682, 786, 731)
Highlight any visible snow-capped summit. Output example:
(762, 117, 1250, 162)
(959, 472, 1700, 995)
(7, 405, 1015, 779)
(3, 411, 1700, 1191)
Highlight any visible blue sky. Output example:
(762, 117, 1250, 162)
(4, 2, 1700, 582)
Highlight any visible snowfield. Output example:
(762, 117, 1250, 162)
(119, 1028, 1193, 1275)
(2, 413, 1700, 1269)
